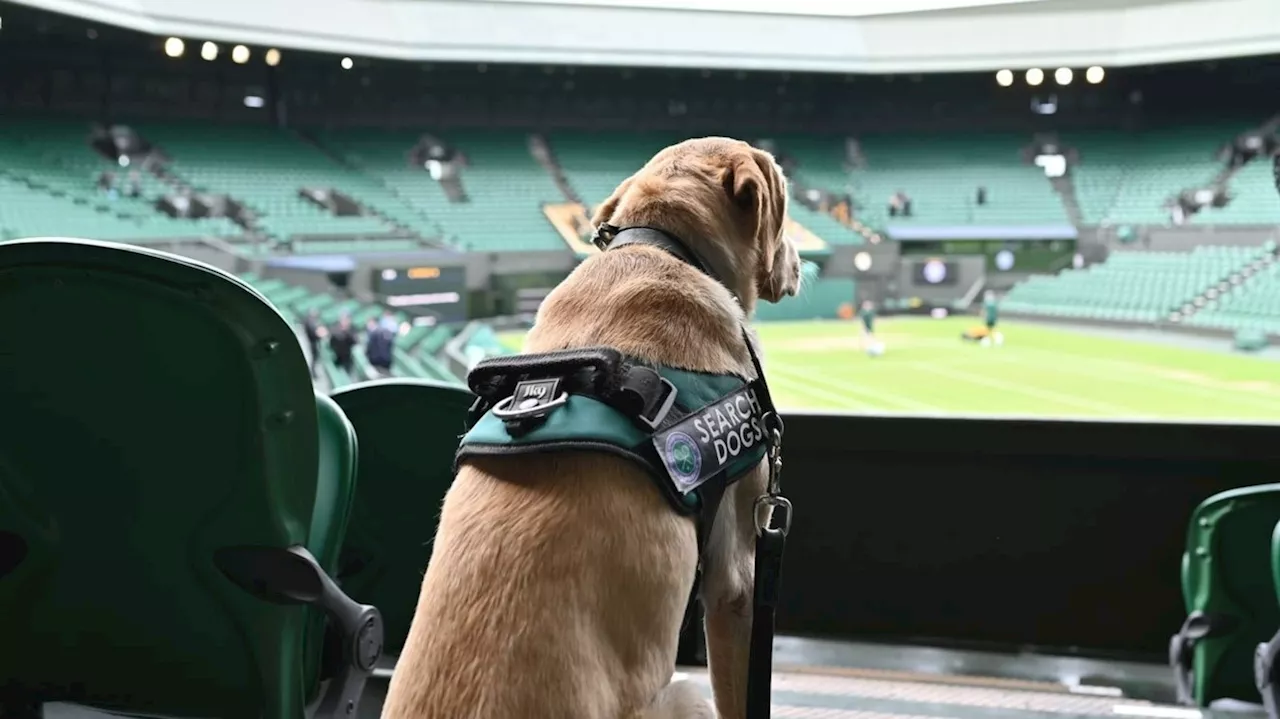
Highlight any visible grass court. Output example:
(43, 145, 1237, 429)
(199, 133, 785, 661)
(501, 317, 1280, 422)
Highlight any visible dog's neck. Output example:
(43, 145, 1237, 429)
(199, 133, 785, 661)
(598, 224, 753, 313)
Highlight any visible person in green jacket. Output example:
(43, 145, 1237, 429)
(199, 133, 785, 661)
(858, 300, 876, 336)
(983, 290, 999, 331)
(982, 290, 1004, 346)
(858, 300, 884, 356)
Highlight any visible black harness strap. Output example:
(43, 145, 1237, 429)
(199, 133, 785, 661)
(600, 224, 791, 719)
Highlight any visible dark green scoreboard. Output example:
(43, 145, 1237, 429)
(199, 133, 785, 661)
(900, 239, 1075, 274)
(371, 264, 468, 322)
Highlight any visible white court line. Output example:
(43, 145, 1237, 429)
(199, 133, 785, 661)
(770, 364, 947, 414)
(978, 346, 1280, 415)
(909, 362, 1133, 415)
(769, 371, 882, 413)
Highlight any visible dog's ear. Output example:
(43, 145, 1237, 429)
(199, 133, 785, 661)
(591, 175, 634, 228)
(723, 148, 788, 290)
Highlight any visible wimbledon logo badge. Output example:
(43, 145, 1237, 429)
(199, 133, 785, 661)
(664, 431, 702, 487)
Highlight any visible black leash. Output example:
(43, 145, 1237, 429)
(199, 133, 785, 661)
(744, 330, 790, 719)
(598, 223, 792, 718)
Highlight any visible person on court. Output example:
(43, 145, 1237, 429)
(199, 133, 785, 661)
(982, 290, 1002, 346)
(858, 300, 883, 355)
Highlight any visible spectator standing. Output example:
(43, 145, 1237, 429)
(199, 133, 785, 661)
(329, 315, 358, 376)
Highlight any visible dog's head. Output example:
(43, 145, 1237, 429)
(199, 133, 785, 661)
(591, 137, 800, 313)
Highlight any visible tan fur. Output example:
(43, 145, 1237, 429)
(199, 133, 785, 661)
(382, 137, 800, 719)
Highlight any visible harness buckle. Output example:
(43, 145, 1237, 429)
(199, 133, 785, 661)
(636, 377, 678, 431)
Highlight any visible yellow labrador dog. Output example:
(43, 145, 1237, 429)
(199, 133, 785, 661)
(382, 137, 800, 719)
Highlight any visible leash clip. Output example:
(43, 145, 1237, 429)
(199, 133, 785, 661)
(754, 494, 792, 538)
(754, 411, 790, 537)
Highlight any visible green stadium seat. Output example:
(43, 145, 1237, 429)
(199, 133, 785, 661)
(1170, 484, 1280, 707)
(1254, 520, 1280, 719)
(330, 379, 474, 654)
(0, 238, 381, 718)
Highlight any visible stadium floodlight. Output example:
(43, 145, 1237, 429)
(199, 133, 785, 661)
(995, 69, 1014, 87)
(1086, 66, 1105, 84)
(200, 41, 218, 61)
(232, 45, 250, 64)
(1055, 67, 1073, 85)
(341, 57, 354, 70)
(265, 49, 282, 67)
(164, 37, 185, 58)
(1025, 68, 1044, 86)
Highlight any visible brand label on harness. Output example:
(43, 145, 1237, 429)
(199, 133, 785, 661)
(653, 385, 766, 493)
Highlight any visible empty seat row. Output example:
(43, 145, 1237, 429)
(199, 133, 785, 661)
(1004, 246, 1269, 324)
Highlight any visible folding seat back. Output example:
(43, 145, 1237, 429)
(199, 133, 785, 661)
(1171, 484, 1280, 706)
(0, 238, 380, 718)
(330, 379, 472, 654)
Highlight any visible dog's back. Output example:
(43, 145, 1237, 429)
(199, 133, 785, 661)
(385, 453, 698, 719)
(383, 137, 797, 719)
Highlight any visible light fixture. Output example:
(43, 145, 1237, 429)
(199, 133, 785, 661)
(1025, 68, 1044, 86)
(200, 41, 218, 61)
(341, 57, 354, 70)
(1055, 67, 1073, 85)
(995, 69, 1014, 87)
(265, 48, 281, 67)
(164, 37, 185, 58)
(1086, 66, 1106, 84)
(243, 95, 265, 109)
(231, 45, 250, 64)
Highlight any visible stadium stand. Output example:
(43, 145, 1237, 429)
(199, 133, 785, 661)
(236, 272, 464, 387)
(1185, 241, 1280, 334)
(1202, 158, 1280, 226)
(0, 119, 243, 242)
(141, 123, 413, 244)
(319, 129, 566, 251)
(553, 131, 864, 244)
(1170, 485, 1280, 706)
(774, 135, 867, 244)
(848, 133, 1070, 227)
(1002, 246, 1271, 322)
(549, 131, 677, 209)
(1067, 125, 1240, 226)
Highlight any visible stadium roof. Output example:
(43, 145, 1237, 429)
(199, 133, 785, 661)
(479, 0, 1046, 18)
(7, 0, 1279, 73)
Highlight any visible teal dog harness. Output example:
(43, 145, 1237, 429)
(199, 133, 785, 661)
(455, 226, 779, 533)
(457, 349, 770, 518)
(453, 225, 792, 719)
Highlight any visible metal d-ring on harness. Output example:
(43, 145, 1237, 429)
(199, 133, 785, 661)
(455, 223, 792, 719)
